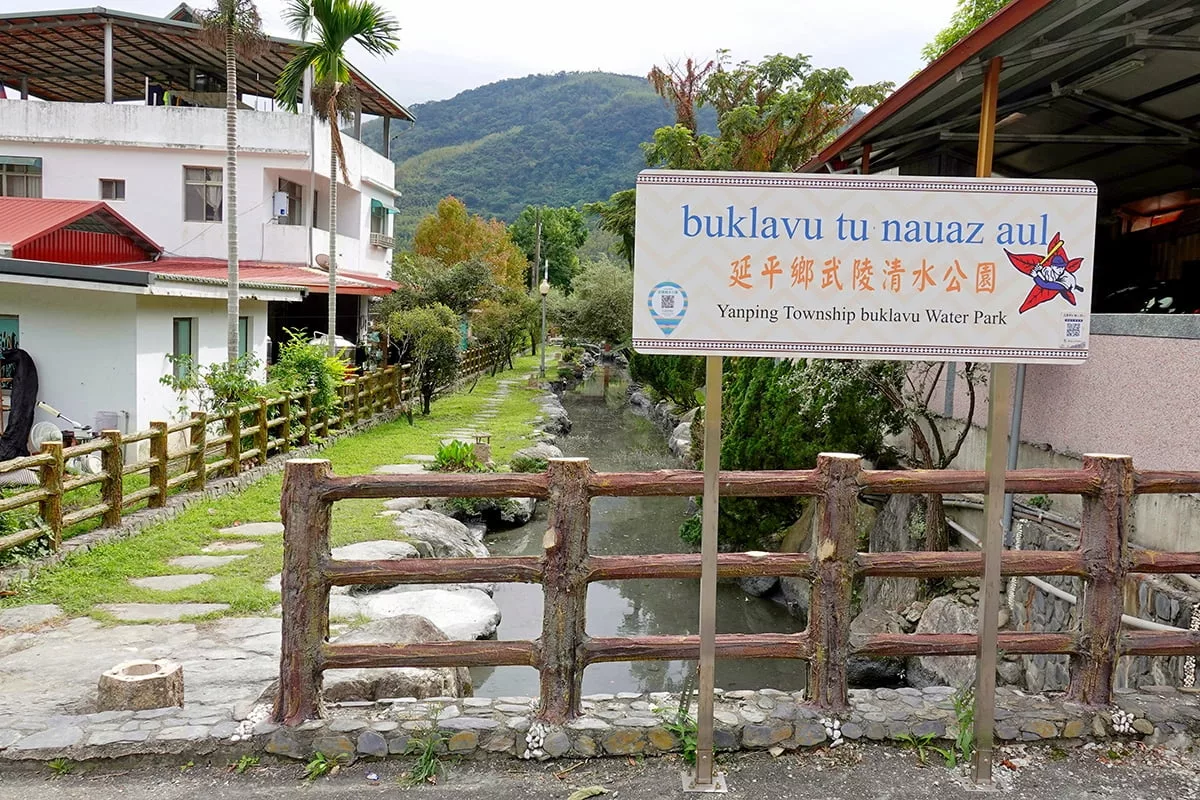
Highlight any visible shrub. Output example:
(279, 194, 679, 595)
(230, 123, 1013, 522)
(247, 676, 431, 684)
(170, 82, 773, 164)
(510, 455, 548, 473)
(269, 328, 349, 419)
(630, 352, 704, 409)
(161, 352, 265, 416)
(431, 440, 481, 473)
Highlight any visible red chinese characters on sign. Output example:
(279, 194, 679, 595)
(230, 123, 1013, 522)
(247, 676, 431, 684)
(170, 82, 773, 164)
(725, 254, 999, 295)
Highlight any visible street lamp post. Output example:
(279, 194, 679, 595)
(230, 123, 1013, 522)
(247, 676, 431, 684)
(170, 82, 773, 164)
(539, 260, 549, 379)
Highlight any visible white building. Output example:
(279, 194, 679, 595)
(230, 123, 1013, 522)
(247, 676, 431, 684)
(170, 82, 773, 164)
(0, 4, 410, 359)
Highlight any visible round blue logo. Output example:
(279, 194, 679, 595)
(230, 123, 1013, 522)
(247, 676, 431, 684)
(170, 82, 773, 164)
(647, 282, 687, 335)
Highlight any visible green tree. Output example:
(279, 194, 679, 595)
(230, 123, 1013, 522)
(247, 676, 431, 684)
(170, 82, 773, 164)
(276, 0, 400, 354)
(922, 0, 1009, 62)
(197, 0, 266, 364)
(385, 304, 459, 414)
(473, 291, 534, 373)
(509, 206, 589, 290)
(411, 197, 527, 291)
(644, 51, 892, 172)
(584, 189, 636, 268)
(388, 255, 496, 315)
(560, 259, 633, 345)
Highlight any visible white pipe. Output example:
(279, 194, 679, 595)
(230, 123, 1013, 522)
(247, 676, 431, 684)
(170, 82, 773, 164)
(947, 518, 1188, 633)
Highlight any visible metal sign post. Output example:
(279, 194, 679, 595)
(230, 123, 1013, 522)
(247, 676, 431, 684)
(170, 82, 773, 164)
(684, 355, 727, 793)
(971, 55, 1007, 786)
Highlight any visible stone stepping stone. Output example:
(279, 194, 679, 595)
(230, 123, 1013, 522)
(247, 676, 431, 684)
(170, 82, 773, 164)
(168, 554, 247, 569)
(202, 541, 263, 553)
(0, 604, 62, 631)
(403, 454, 436, 463)
(98, 603, 230, 622)
(130, 574, 214, 591)
(374, 463, 426, 475)
(217, 521, 283, 537)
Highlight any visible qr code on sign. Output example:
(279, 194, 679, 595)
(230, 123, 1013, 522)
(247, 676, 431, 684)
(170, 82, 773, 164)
(1065, 320, 1081, 338)
(661, 295, 676, 310)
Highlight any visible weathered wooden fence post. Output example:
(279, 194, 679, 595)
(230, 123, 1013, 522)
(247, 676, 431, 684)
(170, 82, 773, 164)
(352, 377, 362, 425)
(280, 395, 292, 454)
(227, 405, 242, 476)
(149, 421, 168, 508)
(537, 457, 591, 724)
(256, 398, 269, 465)
(188, 412, 207, 491)
(38, 442, 64, 548)
(1069, 453, 1133, 705)
(274, 459, 334, 725)
(808, 452, 862, 711)
(101, 430, 124, 527)
(301, 391, 314, 447)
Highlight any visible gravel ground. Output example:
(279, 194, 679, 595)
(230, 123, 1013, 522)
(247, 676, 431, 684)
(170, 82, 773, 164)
(1, 742, 1196, 800)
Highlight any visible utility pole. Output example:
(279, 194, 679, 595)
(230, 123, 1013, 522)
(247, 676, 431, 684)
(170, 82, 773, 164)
(531, 207, 541, 294)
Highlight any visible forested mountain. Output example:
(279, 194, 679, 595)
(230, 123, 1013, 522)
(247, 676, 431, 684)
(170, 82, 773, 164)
(362, 72, 708, 243)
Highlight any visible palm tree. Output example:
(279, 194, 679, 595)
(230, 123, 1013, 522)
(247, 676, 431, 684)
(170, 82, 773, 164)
(198, 0, 267, 365)
(276, 0, 400, 355)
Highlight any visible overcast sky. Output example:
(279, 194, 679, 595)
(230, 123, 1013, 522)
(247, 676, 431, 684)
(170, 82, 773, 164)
(18, 0, 959, 104)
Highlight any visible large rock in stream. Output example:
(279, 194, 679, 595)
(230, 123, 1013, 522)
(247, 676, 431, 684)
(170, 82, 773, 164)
(325, 615, 472, 701)
(391, 509, 488, 558)
(358, 587, 501, 640)
(906, 595, 978, 688)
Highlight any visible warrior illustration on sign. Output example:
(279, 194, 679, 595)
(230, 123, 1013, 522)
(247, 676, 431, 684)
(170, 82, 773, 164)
(1005, 232, 1085, 313)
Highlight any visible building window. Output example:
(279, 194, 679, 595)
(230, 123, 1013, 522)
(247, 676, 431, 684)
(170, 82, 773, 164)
(278, 178, 304, 226)
(238, 316, 251, 358)
(370, 201, 391, 235)
(0, 156, 42, 198)
(313, 188, 320, 228)
(100, 178, 125, 201)
(183, 167, 222, 222)
(172, 317, 196, 380)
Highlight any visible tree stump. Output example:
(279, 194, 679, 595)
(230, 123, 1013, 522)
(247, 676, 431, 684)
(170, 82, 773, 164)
(97, 659, 184, 711)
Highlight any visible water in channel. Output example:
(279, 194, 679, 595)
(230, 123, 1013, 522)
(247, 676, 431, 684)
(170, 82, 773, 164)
(471, 367, 807, 697)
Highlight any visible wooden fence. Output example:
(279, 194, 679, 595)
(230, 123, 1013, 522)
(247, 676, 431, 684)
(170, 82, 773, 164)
(273, 453, 1200, 726)
(0, 344, 500, 556)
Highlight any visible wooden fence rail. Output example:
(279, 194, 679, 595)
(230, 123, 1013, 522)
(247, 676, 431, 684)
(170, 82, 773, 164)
(273, 453, 1200, 727)
(0, 343, 500, 556)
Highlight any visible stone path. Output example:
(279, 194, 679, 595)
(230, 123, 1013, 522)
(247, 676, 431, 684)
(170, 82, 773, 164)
(130, 575, 213, 591)
(216, 522, 283, 537)
(98, 603, 231, 622)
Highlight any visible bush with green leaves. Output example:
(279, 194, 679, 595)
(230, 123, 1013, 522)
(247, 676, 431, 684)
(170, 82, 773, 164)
(431, 440, 481, 473)
(682, 357, 904, 551)
(629, 352, 704, 409)
(268, 328, 349, 419)
(161, 352, 265, 416)
(510, 454, 549, 473)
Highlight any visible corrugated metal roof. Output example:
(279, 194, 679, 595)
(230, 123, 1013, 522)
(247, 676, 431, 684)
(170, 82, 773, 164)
(144, 257, 398, 296)
(803, 0, 1200, 205)
(0, 6, 413, 121)
(0, 197, 161, 257)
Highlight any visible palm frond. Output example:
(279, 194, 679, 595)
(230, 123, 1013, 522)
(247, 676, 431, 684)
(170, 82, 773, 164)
(275, 43, 320, 111)
(282, 0, 315, 39)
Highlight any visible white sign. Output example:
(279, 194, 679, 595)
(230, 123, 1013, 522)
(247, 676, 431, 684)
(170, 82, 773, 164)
(633, 171, 1098, 364)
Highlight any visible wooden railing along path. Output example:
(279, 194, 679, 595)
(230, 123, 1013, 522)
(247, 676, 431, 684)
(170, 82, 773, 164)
(0, 345, 501, 555)
(273, 453, 1200, 726)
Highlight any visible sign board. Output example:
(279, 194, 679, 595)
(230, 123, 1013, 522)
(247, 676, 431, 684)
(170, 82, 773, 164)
(633, 171, 1098, 364)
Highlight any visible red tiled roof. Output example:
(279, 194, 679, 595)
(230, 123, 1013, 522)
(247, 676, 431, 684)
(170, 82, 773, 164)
(144, 257, 398, 295)
(0, 197, 160, 255)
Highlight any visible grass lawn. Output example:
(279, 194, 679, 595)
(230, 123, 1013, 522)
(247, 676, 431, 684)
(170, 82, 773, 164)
(1, 351, 553, 621)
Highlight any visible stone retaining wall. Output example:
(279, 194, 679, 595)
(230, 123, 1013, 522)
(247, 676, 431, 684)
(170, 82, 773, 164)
(5, 686, 1197, 764)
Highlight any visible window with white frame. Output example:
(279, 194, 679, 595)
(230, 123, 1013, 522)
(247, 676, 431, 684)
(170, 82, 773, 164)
(0, 156, 42, 198)
(183, 167, 222, 222)
(100, 178, 125, 201)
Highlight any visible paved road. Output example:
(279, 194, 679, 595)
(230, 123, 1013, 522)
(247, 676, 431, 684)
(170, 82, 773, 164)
(1, 743, 1197, 800)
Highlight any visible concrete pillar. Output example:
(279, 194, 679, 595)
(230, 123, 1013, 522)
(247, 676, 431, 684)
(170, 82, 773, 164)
(20, 77, 28, 100)
(382, 116, 391, 159)
(302, 66, 313, 115)
(353, 103, 362, 140)
(104, 21, 114, 103)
